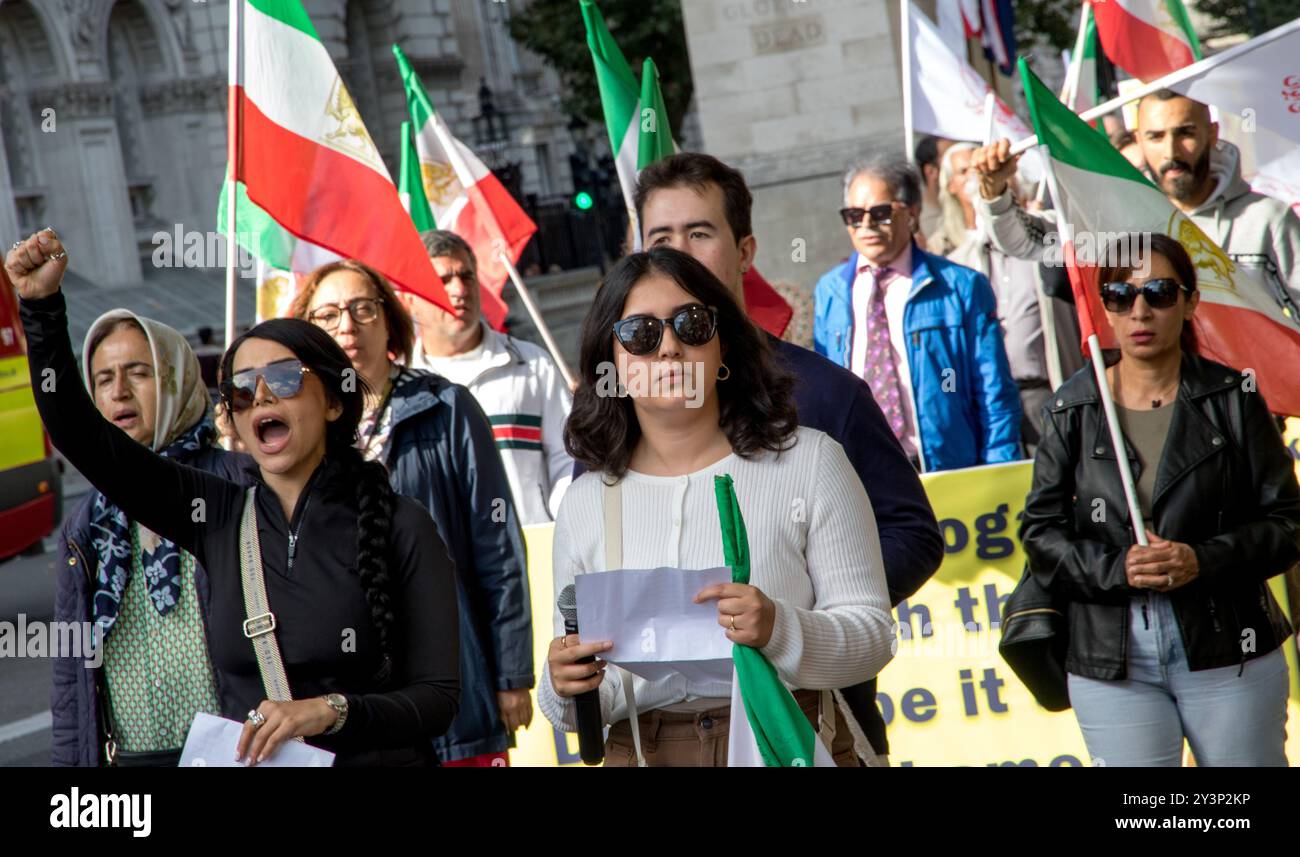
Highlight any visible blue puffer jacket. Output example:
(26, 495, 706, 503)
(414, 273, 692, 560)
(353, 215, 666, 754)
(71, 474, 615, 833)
(813, 242, 1024, 471)
(383, 371, 533, 763)
(52, 447, 251, 767)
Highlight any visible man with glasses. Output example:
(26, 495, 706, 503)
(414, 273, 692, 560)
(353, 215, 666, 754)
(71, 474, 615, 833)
(405, 230, 573, 525)
(813, 151, 1022, 472)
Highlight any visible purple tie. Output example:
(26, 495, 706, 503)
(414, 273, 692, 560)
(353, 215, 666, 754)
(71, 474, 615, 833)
(862, 269, 908, 443)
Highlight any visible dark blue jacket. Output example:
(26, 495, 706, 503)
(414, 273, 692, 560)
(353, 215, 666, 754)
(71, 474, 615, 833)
(383, 371, 534, 762)
(770, 336, 943, 606)
(52, 447, 249, 767)
(773, 337, 945, 755)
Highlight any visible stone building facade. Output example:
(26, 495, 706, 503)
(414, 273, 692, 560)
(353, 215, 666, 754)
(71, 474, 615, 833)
(0, 0, 580, 289)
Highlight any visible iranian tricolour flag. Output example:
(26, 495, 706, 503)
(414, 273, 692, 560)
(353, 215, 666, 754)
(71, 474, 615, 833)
(1021, 61, 1300, 418)
(393, 44, 537, 332)
(221, 0, 448, 321)
(580, 0, 791, 338)
(1089, 0, 1201, 82)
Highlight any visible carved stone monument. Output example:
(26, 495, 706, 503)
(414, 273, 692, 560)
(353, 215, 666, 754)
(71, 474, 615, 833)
(681, 0, 909, 289)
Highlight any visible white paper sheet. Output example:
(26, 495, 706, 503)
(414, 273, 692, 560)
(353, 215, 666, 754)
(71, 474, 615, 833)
(575, 566, 734, 684)
(179, 712, 335, 767)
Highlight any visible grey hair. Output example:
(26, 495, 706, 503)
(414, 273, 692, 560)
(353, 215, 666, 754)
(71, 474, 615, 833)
(842, 151, 923, 208)
(420, 229, 477, 274)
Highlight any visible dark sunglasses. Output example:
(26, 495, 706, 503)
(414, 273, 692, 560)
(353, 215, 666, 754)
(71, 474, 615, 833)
(308, 297, 383, 331)
(1100, 278, 1190, 313)
(612, 304, 718, 356)
(839, 203, 900, 229)
(220, 359, 312, 412)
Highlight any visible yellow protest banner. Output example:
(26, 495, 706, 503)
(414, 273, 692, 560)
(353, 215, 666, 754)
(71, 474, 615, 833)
(512, 449, 1300, 767)
(879, 461, 1087, 766)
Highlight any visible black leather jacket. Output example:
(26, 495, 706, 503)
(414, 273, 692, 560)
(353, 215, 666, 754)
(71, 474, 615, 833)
(1020, 352, 1299, 680)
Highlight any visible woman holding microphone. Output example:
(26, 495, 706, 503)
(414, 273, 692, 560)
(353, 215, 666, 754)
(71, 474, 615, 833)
(539, 247, 895, 766)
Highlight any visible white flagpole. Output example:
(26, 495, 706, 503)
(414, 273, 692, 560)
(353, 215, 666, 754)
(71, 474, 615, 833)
(500, 252, 577, 390)
(900, 0, 915, 158)
(1039, 155, 1148, 546)
(224, 0, 242, 351)
(982, 92, 996, 146)
(1009, 16, 1300, 156)
(1061, 4, 1090, 110)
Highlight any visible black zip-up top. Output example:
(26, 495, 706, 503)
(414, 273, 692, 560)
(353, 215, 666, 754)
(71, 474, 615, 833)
(22, 292, 460, 766)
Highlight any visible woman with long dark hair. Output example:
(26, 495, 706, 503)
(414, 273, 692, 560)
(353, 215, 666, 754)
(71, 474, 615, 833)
(539, 247, 895, 766)
(1021, 232, 1299, 766)
(289, 259, 534, 767)
(10, 229, 459, 766)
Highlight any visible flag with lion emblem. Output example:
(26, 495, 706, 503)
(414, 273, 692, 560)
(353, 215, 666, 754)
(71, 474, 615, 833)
(394, 44, 536, 332)
(218, 0, 450, 323)
(1021, 60, 1300, 417)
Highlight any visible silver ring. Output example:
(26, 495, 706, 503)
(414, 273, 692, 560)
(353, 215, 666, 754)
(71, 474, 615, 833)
(1165, 574, 1174, 589)
(10, 241, 19, 250)
(48, 250, 67, 261)
(247, 709, 266, 727)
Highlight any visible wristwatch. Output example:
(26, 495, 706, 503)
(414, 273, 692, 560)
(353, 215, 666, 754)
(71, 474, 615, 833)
(323, 693, 348, 735)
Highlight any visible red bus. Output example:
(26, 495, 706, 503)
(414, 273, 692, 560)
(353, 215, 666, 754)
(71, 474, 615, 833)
(0, 277, 61, 560)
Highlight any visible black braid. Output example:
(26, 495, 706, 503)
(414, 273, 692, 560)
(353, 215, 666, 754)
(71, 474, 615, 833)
(343, 446, 398, 668)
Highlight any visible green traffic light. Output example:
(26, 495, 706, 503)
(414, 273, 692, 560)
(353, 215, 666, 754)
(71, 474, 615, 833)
(574, 191, 594, 210)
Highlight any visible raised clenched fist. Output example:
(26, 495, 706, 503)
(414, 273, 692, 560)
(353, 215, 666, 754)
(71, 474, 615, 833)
(5, 228, 67, 301)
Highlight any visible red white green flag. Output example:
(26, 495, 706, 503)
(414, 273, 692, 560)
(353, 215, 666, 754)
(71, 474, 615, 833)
(393, 44, 537, 332)
(1021, 60, 1300, 417)
(1089, 0, 1202, 82)
(222, 0, 449, 320)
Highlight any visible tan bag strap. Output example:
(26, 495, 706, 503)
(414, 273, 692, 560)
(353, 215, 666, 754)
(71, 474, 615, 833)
(602, 476, 621, 571)
(602, 478, 645, 767)
(239, 487, 294, 703)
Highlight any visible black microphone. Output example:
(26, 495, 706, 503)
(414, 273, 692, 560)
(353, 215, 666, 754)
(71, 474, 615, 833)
(557, 584, 604, 765)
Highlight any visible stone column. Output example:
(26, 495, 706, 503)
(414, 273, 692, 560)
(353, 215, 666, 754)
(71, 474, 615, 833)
(680, 0, 907, 289)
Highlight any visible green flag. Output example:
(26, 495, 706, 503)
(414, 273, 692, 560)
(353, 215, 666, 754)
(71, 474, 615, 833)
(398, 120, 436, 233)
(637, 57, 675, 170)
(715, 474, 831, 766)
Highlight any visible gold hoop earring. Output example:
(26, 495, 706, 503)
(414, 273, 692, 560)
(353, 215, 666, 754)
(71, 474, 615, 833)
(717, 363, 731, 381)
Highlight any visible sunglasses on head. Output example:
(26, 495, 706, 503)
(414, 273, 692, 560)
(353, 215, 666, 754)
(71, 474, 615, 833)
(1100, 278, 1190, 313)
(220, 359, 312, 412)
(839, 203, 900, 229)
(612, 304, 718, 356)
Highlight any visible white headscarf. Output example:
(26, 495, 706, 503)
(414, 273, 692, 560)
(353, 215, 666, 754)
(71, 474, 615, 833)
(82, 309, 210, 452)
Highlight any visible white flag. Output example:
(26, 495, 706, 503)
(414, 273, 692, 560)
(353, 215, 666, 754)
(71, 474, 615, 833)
(906, 2, 1042, 182)
(1158, 18, 1300, 214)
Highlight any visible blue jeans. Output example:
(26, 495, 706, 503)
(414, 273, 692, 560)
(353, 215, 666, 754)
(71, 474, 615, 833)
(1067, 593, 1289, 767)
